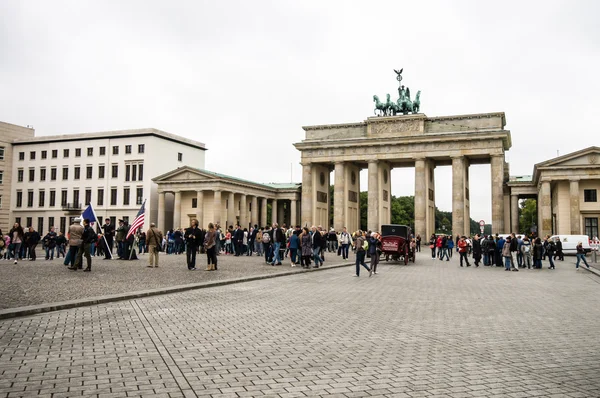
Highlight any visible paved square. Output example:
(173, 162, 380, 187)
(1, 255, 599, 397)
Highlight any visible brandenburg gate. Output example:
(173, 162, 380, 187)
(294, 71, 511, 236)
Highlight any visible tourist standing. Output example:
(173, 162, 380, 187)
(204, 223, 218, 271)
(101, 218, 114, 257)
(429, 234, 436, 258)
(262, 226, 272, 263)
(25, 227, 40, 261)
(520, 237, 532, 269)
(339, 227, 351, 260)
(43, 227, 57, 260)
(70, 219, 94, 272)
(56, 232, 66, 258)
(546, 238, 556, 269)
(146, 223, 163, 268)
(184, 219, 202, 270)
(533, 237, 543, 269)
(502, 236, 516, 271)
(300, 227, 312, 268)
(472, 234, 482, 267)
(458, 236, 471, 267)
(311, 226, 323, 268)
(575, 242, 590, 270)
(66, 219, 83, 268)
(416, 234, 421, 252)
(271, 223, 284, 266)
(446, 235, 454, 258)
(554, 238, 564, 261)
(115, 219, 126, 258)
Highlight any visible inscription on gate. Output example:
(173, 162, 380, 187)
(348, 190, 358, 203)
(317, 191, 328, 203)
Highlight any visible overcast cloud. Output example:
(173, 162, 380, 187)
(1, 0, 599, 222)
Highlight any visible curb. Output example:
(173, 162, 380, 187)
(583, 263, 600, 277)
(0, 262, 351, 320)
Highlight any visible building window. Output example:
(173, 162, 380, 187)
(192, 198, 197, 208)
(98, 165, 105, 179)
(125, 164, 131, 181)
(17, 168, 24, 182)
(27, 190, 34, 207)
(86, 166, 92, 179)
(136, 187, 143, 205)
(585, 218, 598, 240)
(16, 191, 23, 208)
(74, 166, 81, 180)
(85, 189, 91, 206)
(52, 149, 58, 158)
(39, 190, 45, 207)
(0, 147, 4, 160)
(49, 217, 54, 229)
(30, 151, 36, 160)
(61, 190, 67, 206)
(19, 152, 24, 161)
(49, 190, 56, 207)
(28, 168, 34, 182)
(584, 189, 597, 203)
(97, 188, 104, 206)
(50, 167, 57, 181)
(111, 164, 118, 178)
(99, 146, 106, 156)
(0, 171, 3, 185)
(87, 147, 93, 156)
(40, 168, 46, 181)
(75, 148, 81, 157)
(62, 167, 68, 180)
(26, 217, 32, 228)
(112, 146, 119, 155)
(38, 217, 44, 234)
(178, 152, 183, 162)
(41, 150, 47, 159)
(15, 217, 21, 225)
(125, 145, 132, 154)
(131, 164, 137, 181)
(63, 149, 69, 158)
(0, 195, 2, 208)
(60, 217, 66, 234)
(138, 164, 143, 180)
(123, 187, 130, 205)
(138, 144, 145, 153)
(110, 188, 117, 206)
(73, 189, 79, 206)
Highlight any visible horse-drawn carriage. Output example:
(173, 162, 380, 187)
(380, 224, 415, 265)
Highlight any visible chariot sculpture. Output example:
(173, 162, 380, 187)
(373, 68, 422, 116)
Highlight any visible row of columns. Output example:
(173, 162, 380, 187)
(157, 190, 298, 230)
(302, 154, 507, 237)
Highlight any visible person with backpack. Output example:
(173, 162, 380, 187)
(520, 236, 532, 269)
(502, 236, 516, 271)
(339, 227, 351, 260)
(353, 230, 372, 277)
(262, 226, 272, 264)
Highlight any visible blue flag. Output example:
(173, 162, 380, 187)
(81, 203, 97, 224)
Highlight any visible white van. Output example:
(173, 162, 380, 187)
(550, 235, 591, 254)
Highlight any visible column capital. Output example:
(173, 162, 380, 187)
(368, 159, 379, 164)
(569, 178, 581, 183)
(334, 160, 345, 165)
(413, 156, 426, 161)
(510, 192, 519, 197)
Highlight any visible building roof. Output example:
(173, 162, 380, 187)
(11, 127, 206, 150)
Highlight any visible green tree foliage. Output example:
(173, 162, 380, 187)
(519, 198, 537, 234)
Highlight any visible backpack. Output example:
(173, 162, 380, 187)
(262, 232, 271, 244)
(523, 243, 531, 253)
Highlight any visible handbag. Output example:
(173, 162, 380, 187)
(429, 244, 434, 249)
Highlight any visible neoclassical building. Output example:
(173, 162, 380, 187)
(152, 167, 301, 231)
(508, 147, 600, 238)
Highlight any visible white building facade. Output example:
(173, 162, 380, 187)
(9, 128, 205, 234)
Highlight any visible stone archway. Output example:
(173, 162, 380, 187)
(295, 112, 511, 236)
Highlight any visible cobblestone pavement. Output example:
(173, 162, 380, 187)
(0, 251, 347, 310)
(1, 255, 600, 397)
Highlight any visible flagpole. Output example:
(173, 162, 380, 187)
(89, 203, 113, 259)
(127, 199, 146, 260)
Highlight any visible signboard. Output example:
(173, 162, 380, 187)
(382, 240, 399, 252)
(479, 220, 485, 235)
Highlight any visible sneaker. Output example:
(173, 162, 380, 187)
(14, 260, 17, 264)
(586, 265, 590, 269)
(512, 268, 519, 272)
(353, 275, 359, 277)
(374, 271, 378, 275)
(369, 270, 373, 277)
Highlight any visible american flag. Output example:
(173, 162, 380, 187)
(126, 200, 146, 240)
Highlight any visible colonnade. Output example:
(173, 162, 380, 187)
(301, 154, 507, 237)
(157, 189, 299, 231)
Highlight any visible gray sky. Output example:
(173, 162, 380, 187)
(2, 0, 599, 222)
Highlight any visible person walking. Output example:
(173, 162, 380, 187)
(26, 227, 41, 261)
(554, 238, 564, 261)
(369, 232, 381, 274)
(184, 219, 202, 270)
(446, 235, 454, 258)
(70, 219, 94, 272)
(458, 236, 471, 267)
(546, 238, 556, 269)
(575, 241, 590, 270)
(440, 235, 450, 261)
(204, 223, 218, 271)
(354, 231, 372, 277)
(43, 227, 57, 260)
(146, 223, 163, 268)
(9, 223, 24, 264)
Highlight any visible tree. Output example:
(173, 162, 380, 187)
(519, 198, 537, 234)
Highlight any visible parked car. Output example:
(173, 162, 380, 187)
(550, 235, 592, 254)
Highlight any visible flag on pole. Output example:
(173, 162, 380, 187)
(126, 200, 146, 240)
(81, 203, 98, 224)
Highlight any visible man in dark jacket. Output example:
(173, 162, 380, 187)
(26, 227, 41, 261)
(311, 226, 323, 268)
(101, 218, 115, 259)
(185, 219, 202, 270)
(43, 227, 57, 260)
(233, 225, 244, 256)
(472, 234, 482, 267)
(270, 223, 285, 265)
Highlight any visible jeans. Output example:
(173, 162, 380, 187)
(517, 252, 523, 266)
(459, 252, 469, 266)
(548, 254, 555, 268)
(271, 242, 281, 264)
(523, 253, 532, 268)
(341, 243, 349, 259)
(504, 257, 511, 270)
(289, 248, 297, 264)
(45, 246, 55, 260)
(12, 242, 22, 261)
(186, 244, 197, 269)
(576, 253, 590, 268)
(440, 248, 449, 261)
(534, 258, 542, 268)
(117, 241, 124, 258)
(255, 240, 262, 255)
(67, 245, 79, 267)
(138, 242, 145, 254)
(431, 246, 436, 258)
(313, 247, 322, 266)
(483, 253, 489, 265)
(263, 243, 271, 262)
(355, 251, 370, 276)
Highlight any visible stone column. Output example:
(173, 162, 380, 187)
(414, 158, 426, 238)
(250, 196, 258, 227)
(334, 162, 345, 232)
(290, 199, 297, 227)
(570, 179, 581, 235)
(260, 197, 267, 227)
(173, 191, 182, 229)
(491, 155, 505, 234)
(511, 194, 519, 233)
(367, 160, 379, 232)
(157, 191, 166, 230)
(540, 180, 552, 237)
(196, 190, 204, 228)
(452, 157, 465, 236)
(227, 192, 235, 227)
(240, 194, 247, 229)
(213, 190, 222, 225)
(301, 163, 313, 227)
(271, 199, 278, 225)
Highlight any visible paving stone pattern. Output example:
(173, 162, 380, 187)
(1, 256, 600, 397)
